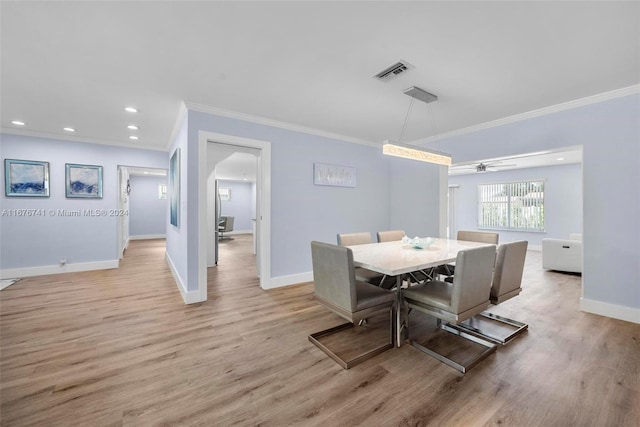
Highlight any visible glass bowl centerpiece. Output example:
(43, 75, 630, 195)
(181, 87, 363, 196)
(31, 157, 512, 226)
(401, 236, 434, 250)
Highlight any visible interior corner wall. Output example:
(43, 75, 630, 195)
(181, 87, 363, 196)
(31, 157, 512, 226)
(424, 93, 640, 316)
(448, 163, 583, 247)
(187, 109, 394, 281)
(0, 133, 168, 277)
(388, 155, 444, 238)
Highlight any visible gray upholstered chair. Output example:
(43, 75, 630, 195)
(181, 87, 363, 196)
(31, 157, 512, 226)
(376, 230, 406, 242)
(453, 240, 529, 345)
(218, 216, 235, 240)
(436, 230, 499, 279)
(337, 232, 395, 289)
(337, 232, 372, 247)
(309, 241, 396, 369)
(402, 245, 497, 373)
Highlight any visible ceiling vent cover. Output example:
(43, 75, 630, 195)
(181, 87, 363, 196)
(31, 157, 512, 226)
(373, 60, 414, 81)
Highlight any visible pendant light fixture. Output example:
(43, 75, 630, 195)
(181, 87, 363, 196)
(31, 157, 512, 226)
(382, 86, 452, 166)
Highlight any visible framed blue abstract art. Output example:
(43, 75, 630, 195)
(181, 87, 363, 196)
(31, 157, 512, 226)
(4, 159, 50, 197)
(65, 163, 103, 198)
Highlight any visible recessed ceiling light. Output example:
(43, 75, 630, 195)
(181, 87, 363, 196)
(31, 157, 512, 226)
(125, 107, 138, 113)
(11, 120, 26, 126)
(63, 127, 76, 132)
(143, 171, 149, 174)
(129, 135, 139, 140)
(127, 125, 139, 130)
(556, 157, 565, 161)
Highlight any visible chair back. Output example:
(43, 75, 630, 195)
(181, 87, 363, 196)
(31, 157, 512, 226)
(222, 216, 234, 232)
(491, 241, 528, 304)
(457, 230, 499, 245)
(337, 232, 372, 246)
(451, 245, 496, 314)
(311, 241, 357, 312)
(377, 230, 405, 242)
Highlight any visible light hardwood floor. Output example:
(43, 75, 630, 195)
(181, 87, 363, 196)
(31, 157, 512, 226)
(1, 235, 638, 426)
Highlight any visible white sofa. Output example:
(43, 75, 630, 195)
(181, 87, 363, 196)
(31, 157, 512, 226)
(542, 234, 582, 273)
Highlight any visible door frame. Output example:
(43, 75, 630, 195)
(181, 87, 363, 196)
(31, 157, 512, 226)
(197, 131, 271, 301)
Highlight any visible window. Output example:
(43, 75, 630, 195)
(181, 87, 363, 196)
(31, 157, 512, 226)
(478, 180, 545, 232)
(218, 187, 231, 201)
(158, 184, 167, 200)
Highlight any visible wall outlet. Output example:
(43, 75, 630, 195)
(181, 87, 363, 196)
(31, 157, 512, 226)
(59, 258, 66, 266)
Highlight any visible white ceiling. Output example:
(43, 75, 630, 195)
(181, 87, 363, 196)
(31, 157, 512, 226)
(215, 152, 257, 183)
(1, 2, 638, 153)
(448, 146, 582, 176)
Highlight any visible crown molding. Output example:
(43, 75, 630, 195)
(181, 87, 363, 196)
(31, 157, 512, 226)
(413, 85, 640, 145)
(165, 102, 189, 151)
(183, 101, 378, 148)
(0, 128, 167, 152)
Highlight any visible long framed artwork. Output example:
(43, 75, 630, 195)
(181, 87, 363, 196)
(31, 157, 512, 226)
(65, 163, 103, 198)
(4, 159, 50, 197)
(169, 148, 180, 227)
(313, 163, 357, 188)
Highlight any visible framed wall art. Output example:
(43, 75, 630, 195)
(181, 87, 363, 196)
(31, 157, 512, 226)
(313, 163, 357, 188)
(65, 163, 103, 198)
(169, 148, 180, 227)
(4, 159, 50, 197)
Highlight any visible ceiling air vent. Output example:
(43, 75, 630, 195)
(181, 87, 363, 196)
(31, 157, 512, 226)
(373, 60, 414, 81)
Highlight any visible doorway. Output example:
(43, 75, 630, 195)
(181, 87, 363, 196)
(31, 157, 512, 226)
(198, 131, 271, 299)
(208, 146, 259, 269)
(117, 165, 168, 260)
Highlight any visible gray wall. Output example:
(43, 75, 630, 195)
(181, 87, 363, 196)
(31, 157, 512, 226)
(449, 163, 582, 246)
(217, 179, 254, 232)
(129, 174, 167, 237)
(164, 107, 444, 292)
(0, 134, 168, 270)
(423, 93, 639, 313)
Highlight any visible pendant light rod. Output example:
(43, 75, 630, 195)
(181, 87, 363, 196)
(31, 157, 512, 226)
(382, 86, 451, 166)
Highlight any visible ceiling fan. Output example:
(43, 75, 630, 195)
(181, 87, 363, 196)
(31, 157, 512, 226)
(450, 160, 518, 173)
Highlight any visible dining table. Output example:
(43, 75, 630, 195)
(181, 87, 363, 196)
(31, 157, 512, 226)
(347, 237, 496, 347)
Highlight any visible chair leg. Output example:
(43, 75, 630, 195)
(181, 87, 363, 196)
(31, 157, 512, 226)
(308, 308, 394, 369)
(408, 317, 497, 374)
(449, 312, 528, 345)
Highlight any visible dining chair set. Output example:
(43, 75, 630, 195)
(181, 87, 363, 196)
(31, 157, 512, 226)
(308, 230, 529, 373)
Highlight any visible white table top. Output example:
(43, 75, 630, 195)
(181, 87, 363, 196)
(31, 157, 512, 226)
(348, 238, 494, 276)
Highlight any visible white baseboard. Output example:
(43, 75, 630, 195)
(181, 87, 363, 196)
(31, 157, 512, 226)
(528, 245, 542, 252)
(0, 259, 119, 280)
(130, 234, 166, 240)
(165, 251, 203, 304)
(580, 297, 640, 324)
(263, 271, 313, 289)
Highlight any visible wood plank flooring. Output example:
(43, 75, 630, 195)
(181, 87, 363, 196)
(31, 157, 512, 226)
(1, 235, 638, 426)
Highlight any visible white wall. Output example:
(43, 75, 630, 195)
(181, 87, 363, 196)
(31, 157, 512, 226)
(217, 179, 254, 232)
(167, 107, 444, 299)
(165, 111, 195, 297)
(448, 163, 582, 247)
(423, 93, 639, 322)
(0, 134, 167, 277)
(388, 155, 446, 238)
(129, 174, 168, 238)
